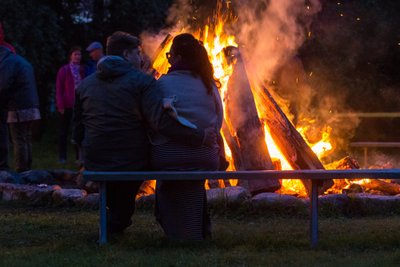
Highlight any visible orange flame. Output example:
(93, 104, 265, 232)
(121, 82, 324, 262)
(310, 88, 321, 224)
(151, 1, 334, 195)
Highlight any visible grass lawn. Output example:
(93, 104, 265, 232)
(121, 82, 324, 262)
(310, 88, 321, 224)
(3, 120, 400, 266)
(1, 203, 400, 267)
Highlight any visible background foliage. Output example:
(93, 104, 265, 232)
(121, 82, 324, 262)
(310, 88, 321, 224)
(1, 0, 399, 142)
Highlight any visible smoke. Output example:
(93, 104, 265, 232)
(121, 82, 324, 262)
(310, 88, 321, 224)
(234, 0, 321, 81)
(232, 0, 361, 157)
(359, 151, 400, 169)
(232, 0, 322, 122)
(165, 0, 194, 31)
(140, 0, 194, 60)
(141, 0, 361, 160)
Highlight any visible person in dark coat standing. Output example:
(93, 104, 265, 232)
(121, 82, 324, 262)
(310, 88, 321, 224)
(0, 45, 41, 172)
(72, 31, 215, 234)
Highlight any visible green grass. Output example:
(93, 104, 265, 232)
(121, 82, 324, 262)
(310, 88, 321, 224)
(1, 203, 400, 267)
(4, 120, 400, 266)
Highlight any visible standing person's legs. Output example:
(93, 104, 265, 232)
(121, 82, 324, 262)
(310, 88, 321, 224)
(0, 112, 9, 171)
(106, 180, 144, 233)
(9, 121, 33, 172)
(58, 108, 72, 162)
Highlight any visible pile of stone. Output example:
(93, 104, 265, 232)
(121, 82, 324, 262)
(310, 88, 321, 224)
(2, 170, 400, 215)
(0, 170, 98, 208)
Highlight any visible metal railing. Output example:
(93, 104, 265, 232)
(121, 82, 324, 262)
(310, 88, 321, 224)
(350, 142, 400, 167)
(84, 169, 400, 248)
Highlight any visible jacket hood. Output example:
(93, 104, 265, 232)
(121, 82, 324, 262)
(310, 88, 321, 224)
(96, 56, 133, 80)
(0, 45, 12, 62)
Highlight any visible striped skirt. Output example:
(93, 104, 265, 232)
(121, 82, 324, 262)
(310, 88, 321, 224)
(151, 141, 219, 240)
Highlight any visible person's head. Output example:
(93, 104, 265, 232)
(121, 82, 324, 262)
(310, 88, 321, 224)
(167, 33, 218, 94)
(106, 31, 142, 69)
(69, 46, 82, 64)
(86, 41, 104, 62)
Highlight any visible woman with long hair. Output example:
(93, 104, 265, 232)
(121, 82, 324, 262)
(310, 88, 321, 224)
(151, 33, 224, 240)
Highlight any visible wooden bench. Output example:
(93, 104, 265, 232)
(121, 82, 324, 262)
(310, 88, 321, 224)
(83, 169, 400, 247)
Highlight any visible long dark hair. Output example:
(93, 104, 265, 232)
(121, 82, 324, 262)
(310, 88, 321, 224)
(170, 33, 220, 94)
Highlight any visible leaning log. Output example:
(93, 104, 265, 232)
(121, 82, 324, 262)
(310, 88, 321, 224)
(253, 85, 334, 195)
(223, 46, 281, 194)
(147, 33, 174, 77)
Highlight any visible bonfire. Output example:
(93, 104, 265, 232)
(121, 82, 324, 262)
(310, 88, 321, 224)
(140, 0, 399, 198)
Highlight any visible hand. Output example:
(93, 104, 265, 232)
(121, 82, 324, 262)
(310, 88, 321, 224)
(203, 127, 217, 147)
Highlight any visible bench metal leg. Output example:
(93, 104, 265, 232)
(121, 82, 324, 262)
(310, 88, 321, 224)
(99, 181, 107, 244)
(310, 180, 319, 248)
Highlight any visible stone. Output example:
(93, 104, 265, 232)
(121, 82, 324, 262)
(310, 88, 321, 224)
(19, 170, 55, 184)
(316, 194, 349, 213)
(0, 183, 59, 205)
(49, 169, 80, 185)
(207, 186, 250, 204)
(83, 181, 99, 193)
(302, 194, 349, 207)
(0, 171, 17, 183)
(352, 193, 400, 202)
(75, 193, 99, 209)
(52, 189, 87, 206)
(347, 193, 400, 215)
(252, 192, 306, 208)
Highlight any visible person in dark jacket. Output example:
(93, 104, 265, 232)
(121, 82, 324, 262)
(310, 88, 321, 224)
(72, 31, 215, 234)
(0, 45, 41, 172)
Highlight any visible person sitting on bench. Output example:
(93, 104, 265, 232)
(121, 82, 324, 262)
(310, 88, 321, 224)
(72, 31, 216, 234)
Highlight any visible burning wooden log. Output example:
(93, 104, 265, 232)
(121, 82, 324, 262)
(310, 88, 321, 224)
(361, 179, 400, 195)
(255, 84, 334, 196)
(145, 33, 174, 77)
(222, 46, 333, 196)
(325, 156, 360, 170)
(325, 156, 360, 193)
(223, 46, 281, 194)
(323, 156, 400, 195)
(221, 119, 243, 170)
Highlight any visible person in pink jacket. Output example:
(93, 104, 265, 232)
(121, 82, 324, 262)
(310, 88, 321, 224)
(56, 46, 86, 164)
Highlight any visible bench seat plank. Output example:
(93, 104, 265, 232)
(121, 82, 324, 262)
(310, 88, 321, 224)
(84, 169, 400, 182)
